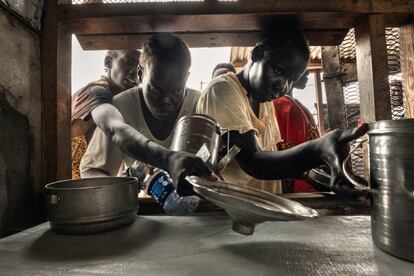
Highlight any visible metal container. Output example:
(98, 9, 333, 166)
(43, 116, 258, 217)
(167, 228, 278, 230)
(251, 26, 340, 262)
(343, 119, 414, 262)
(170, 114, 221, 167)
(45, 177, 139, 235)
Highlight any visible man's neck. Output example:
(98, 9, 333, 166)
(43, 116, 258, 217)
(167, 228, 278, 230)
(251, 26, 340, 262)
(139, 88, 183, 141)
(236, 65, 251, 95)
(107, 76, 123, 95)
(236, 64, 260, 116)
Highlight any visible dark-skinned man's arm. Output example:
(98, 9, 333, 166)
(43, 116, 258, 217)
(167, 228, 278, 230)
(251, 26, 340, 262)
(229, 124, 368, 197)
(90, 102, 211, 183)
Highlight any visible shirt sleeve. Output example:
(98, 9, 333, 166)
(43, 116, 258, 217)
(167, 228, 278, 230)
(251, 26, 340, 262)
(72, 85, 113, 122)
(196, 79, 258, 135)
(80, 126, 124, 177)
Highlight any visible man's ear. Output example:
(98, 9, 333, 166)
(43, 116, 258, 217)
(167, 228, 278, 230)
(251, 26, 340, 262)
(251, 44, 265, 62)
(104, 55, 113, 69)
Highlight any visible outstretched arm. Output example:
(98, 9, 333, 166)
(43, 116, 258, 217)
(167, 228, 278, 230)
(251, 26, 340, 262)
(90, 103, 211, 184)
(230, 124, 368, 196)
(91, 103, 168, 169)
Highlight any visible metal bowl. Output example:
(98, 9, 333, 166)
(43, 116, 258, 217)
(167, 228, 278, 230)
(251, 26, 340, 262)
(186, 176, 318, 235)
(45, 177, 139, 235)
(303, 168, 332, 192)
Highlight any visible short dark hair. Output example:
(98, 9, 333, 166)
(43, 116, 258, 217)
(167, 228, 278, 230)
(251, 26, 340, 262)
(141, 33, 191, 69)
(259, 25, 310, 62)
(212, 62, 236, 77)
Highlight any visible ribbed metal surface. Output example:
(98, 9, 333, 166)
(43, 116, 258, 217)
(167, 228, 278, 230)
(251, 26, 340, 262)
(1, 0, 44, 30)
(339, 28, 406, 178)
(386, 28, 405, 120)
(339, 28, 356, 62)
(368, 119, 414, 262)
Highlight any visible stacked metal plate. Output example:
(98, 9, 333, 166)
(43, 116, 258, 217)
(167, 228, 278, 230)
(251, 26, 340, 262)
(186, 176, 318, 235)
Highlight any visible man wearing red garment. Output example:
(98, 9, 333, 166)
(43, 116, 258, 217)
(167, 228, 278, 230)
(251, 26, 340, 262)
(273, 70, 320, 193)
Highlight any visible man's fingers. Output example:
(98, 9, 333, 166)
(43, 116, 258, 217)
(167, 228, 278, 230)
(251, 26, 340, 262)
(204, 175, 219, 181)
(328, 154, 344, 186)
(338, 123, 368, 144)
(191, 157, 214, 177)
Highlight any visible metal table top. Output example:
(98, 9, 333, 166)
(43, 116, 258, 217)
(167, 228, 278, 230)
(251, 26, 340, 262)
(0, 215, 413, 276)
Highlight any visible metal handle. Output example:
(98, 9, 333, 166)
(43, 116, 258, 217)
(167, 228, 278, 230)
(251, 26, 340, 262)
(342, 139, 371, 191)
(48, 194, 63, 205)
(342, 139, 414, 198)
(215, 145, 241, 171)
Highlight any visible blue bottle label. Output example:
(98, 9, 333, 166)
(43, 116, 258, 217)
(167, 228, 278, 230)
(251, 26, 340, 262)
(147, 171, 175, 205)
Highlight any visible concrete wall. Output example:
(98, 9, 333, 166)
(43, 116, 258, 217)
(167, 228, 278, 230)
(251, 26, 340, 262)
(0, 8, 42, 236)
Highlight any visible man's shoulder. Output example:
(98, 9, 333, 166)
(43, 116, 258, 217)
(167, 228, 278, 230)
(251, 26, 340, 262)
(204, 75, 238, 94)
(186, 87, 201, 95)
(112, 87, 140, 106)
(72, 79, 108, 99)
(184, 87, 201, 102)
(87, 84, 112, 99)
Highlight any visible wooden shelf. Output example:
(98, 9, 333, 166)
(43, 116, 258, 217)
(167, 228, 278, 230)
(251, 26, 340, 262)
(57, 1, 414, 49)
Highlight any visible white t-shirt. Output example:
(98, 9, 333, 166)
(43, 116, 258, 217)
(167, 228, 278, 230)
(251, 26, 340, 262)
(80, 87, 200, 177)
(196, 73, 282, 194)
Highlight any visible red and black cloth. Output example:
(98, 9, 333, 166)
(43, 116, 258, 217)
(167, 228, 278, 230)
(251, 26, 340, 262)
(273, 95, 320, 193)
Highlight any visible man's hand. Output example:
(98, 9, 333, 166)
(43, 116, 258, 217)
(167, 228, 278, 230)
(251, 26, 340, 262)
(317, 123, 369, 198)
(164, 151, 213, 195)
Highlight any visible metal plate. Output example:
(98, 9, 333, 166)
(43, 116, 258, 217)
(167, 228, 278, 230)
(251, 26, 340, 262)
(186, 176, 318, 235)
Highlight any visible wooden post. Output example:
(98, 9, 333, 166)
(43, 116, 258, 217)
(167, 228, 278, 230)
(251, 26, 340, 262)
(355, 15, 391, 180)
(399, 24, 414, 118)
(41, 0, 58, 185)
(41, 0, 72, 184)
(314, 69, 325, 134)
(321, 46, 346, 130)
(355, 15, 391, 122)
(57, 22, 72, 180)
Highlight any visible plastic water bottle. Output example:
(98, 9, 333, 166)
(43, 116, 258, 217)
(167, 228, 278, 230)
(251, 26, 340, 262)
(144, 168, 199, 216)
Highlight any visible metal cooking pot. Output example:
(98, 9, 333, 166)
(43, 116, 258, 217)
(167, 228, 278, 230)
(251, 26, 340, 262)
(170, 114, 240, 174)
(343, 119, 414, 262)
(170, 114, 221, 168)
(45, 177, 139, 235)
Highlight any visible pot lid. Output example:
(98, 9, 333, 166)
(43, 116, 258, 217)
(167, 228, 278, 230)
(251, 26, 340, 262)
(186, 176, 318, 235)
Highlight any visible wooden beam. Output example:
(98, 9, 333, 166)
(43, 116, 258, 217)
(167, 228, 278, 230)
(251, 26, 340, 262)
(63, 13, 358, 35)
(76, 30, 347, 50)
(58, 1, 414, 19)
(57, 22, 72, 180)
(314, 70, 326, 134)
(341, 62, 358, 84)
(321, 46, 346, 129)
(77, 32, 260, 49)
(399, 24, 414, 118)
(355, 15, 391, 122)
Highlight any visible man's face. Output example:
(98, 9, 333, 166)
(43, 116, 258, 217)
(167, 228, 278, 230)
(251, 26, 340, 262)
(248, 48, 308, 102)
(293, 70, 309, 90)
(109, 50, 140, 90)
(141, 60, 189, 120)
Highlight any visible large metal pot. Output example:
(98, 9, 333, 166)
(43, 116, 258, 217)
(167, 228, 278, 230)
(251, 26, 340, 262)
(343, 119, 414, 262)
(45, 177, 139, 235)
